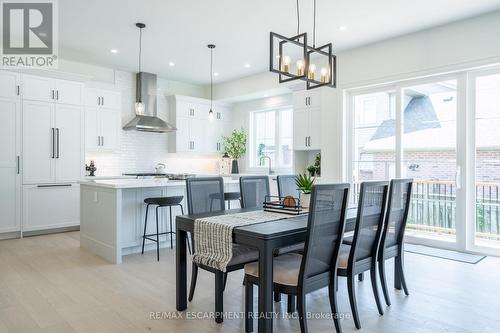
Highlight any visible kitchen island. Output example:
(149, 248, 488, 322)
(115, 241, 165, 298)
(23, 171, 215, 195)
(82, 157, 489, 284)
(80, 178, 240, 264)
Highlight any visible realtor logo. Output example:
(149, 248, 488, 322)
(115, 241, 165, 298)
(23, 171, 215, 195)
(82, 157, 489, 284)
(1, 0, 58, 68)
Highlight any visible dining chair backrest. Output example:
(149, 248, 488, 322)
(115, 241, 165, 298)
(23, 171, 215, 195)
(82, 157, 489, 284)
(381, 179, 413, 249)
(186, 177, 225, 215)
(299, 183, 350, 282)
(240, 176, 270, 209)
(350, 181, 389, 264)
(277, 175, 300, 199)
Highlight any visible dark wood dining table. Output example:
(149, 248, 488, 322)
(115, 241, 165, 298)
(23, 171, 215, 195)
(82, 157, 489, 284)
(175, 207, 359, 333)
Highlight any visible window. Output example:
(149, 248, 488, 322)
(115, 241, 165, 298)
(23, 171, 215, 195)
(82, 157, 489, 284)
(250, 108, 293, 169)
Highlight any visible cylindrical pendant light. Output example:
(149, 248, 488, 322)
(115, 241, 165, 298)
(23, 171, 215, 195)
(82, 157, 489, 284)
(208, 44, 216, 120)
(135, 23, 146, 114)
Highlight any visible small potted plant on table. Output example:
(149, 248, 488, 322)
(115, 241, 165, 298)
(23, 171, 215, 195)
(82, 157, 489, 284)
(295, 173, 315, 208)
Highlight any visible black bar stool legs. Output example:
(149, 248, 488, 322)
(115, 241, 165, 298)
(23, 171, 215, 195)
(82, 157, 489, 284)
(141, 196, 184, 261)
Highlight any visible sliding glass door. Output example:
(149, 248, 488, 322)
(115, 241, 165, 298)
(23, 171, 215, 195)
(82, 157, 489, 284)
(347, 75, 465, 250)
(402, 80, 458, 243)
(472, 70, 500, 252)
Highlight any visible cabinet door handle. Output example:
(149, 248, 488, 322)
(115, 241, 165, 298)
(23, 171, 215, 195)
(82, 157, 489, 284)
(56, 128, 60, 158)
(97, 96, 100, 106)
(16, 85, 20, 96)
(51, 128, 55, 158)
(305, 137, 308, 147)
(51, 90, 55, 100)
(308, 136, 311, 147)
(56, 90, 59, 100)
(101, 136, 104, 147)
(17, 156, 20, 174)
(37, 184, 72, 188)
(101, 97, 104, 106)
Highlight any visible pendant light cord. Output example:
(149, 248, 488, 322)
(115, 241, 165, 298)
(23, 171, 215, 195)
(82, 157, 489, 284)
(138, 27, 142, 73)
(296, 0, 300, 35)
(210, 47, 213, 110)
(313, 0, 316, 47)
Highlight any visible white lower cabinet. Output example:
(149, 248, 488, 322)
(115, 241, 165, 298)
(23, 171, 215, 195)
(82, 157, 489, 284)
(22, 184, 80, 232)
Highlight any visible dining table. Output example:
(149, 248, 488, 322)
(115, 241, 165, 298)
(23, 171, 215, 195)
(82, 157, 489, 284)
(175, 207, 360, 333)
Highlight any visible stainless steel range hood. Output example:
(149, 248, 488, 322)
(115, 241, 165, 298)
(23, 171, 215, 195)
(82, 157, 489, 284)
(123, 72, 177, 133)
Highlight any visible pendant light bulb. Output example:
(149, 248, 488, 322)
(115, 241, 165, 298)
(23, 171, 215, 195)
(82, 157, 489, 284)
(209, 109, 214, 120)
(135, 101, 145, 114)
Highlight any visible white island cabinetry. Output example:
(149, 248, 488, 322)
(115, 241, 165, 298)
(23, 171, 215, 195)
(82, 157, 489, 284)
(80, 178, 240, 264)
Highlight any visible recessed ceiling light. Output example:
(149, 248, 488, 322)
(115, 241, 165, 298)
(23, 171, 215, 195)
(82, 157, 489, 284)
(263, 94, 269, 98)
(110, 49, 118, 54)
(169, 61, 175, 67)
(244, 63, 251, 68)
(213, 72, 219, 77)
(339, 25, 347, 31)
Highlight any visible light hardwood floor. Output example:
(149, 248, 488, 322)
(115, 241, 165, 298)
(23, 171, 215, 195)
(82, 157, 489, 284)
(0, 231, 499, 332)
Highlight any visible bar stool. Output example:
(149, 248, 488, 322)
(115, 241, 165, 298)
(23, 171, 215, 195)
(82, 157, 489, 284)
(141, 195, 184, 261)
(224, 191, 241, 209)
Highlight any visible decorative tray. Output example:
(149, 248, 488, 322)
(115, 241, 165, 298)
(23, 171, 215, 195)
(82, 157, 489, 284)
(263, 195, 308, 215)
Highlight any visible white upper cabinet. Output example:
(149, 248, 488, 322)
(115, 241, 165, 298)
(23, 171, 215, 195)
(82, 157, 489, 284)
(84, 87, 121, 152)
(0, 71, 20, 99)
(292, 90, 324, 151)
(293, 90, 321, 109)
(54, 79, 84, 105)
(22, 75, 84, 105)
(85, 88, 121, 109)
(22, 75, 54, 102)
(167, 95, 232, 153)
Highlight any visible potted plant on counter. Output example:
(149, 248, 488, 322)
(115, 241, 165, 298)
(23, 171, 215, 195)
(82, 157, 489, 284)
(295, 173, 315, 208)
(223, 128, 247, 174)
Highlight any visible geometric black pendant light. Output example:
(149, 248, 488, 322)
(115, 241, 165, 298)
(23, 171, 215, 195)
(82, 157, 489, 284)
(270, 0, 336, 89)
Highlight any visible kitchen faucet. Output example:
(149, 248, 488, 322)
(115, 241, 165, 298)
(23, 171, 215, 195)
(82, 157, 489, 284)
(260, 155, 274, 174)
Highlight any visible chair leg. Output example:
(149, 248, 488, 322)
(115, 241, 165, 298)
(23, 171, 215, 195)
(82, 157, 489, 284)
(297, 291, 308, 333)
(155, 206, 160, 261)
(188, 263, 198, 301)
(245, 280, 254, 333)
(141, 204, 150, 255)
(358, 273, 364, 281)
(378, 259, 391, 306)
(394, 256, 402, 290)
(222, 273, 228, 292)
(274, 292, 281, 303)
(370, 267, 384, 315)
(169, 206, 174, 249)
(397, 255, 410, 296)
(347, 275, 361, 329)
(287, 294, 296, 314)
(215, 270, 224, 324)
(328, 278, 343, 333)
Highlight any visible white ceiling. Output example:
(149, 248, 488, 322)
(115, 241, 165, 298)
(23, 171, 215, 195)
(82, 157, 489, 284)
(59, 0, 500, 85)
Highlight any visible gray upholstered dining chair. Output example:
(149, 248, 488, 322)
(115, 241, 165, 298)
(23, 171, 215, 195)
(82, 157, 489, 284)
(244, 183, 351, 333)
(186, 177, 259, 323)
(378, 178, 413, 305)
(240, 176, 270, 209)
(277, 174, 301, 199)
(337, 180, 389, 329)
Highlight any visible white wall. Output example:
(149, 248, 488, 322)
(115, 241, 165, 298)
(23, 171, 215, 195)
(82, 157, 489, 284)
(213, 10, 500, 182)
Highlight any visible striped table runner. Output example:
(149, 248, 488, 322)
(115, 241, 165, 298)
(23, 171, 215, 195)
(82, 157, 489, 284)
(193, 211, 291, 272)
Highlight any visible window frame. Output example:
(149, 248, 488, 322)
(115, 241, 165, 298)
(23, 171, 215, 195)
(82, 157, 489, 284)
(249, 106, 294, 171)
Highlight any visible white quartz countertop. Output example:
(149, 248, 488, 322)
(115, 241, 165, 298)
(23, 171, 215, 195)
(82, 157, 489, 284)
(79, 178, 240, 189)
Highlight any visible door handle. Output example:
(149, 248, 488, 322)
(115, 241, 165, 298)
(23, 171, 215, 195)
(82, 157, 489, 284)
(56, 90, 59, 100)
(51, 90, 55, 100)
(455, 166, 462, 190)
(308, 136, 311, 147)
(51, 128, 55, 158)
(56, 128, 60, 158)
(17, 156, 20, 174)
(101, 97, 104, 106)
(16, 85, 20, 96)
(101, 136, 104, 147)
